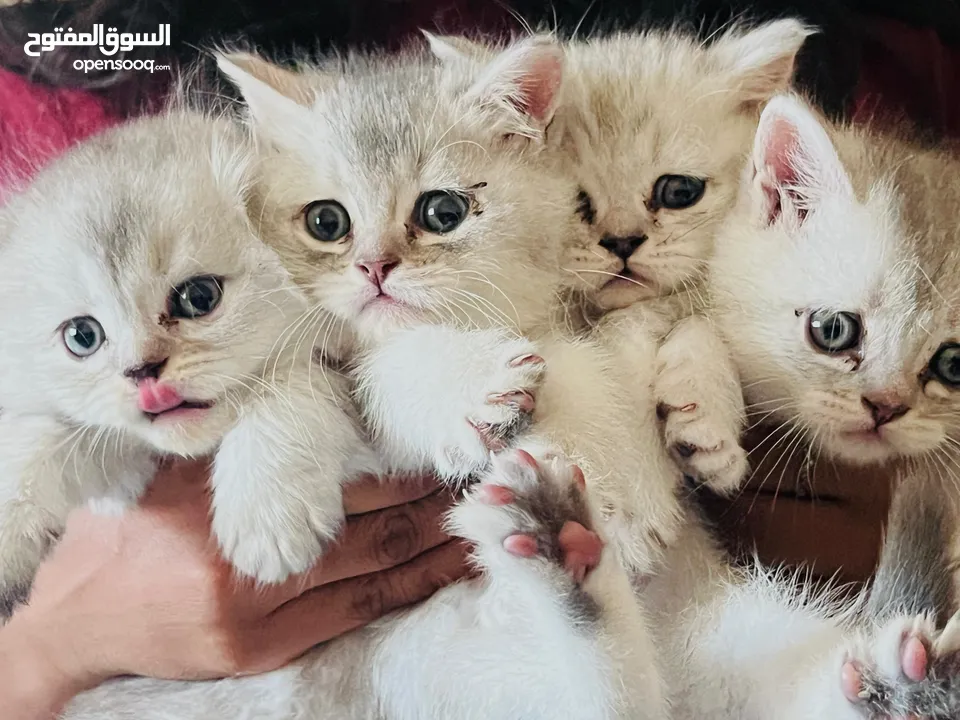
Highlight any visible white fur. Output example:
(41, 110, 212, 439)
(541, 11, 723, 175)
(0, 112, 373, 604)
(710, 93, 960, 465)
(66, 448, 663, 720)
(643, 510, 958, 720)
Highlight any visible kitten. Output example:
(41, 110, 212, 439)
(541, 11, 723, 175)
(710, 91, 960, 469)
(221, 39, 684, 576)
(62, 40, 670, 720)
(0, 110, 372, 612)
(640, 94, 960, 720)
(558, 20, 811, 493)
(426, 19, 811, 493)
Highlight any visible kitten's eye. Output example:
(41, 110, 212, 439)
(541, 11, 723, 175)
(807, 310, 862, 353)
(62, 317, 105, 358)
(652, 175, 706, 210)
(169, 276, 224, 319)
(304, 200, 351, 242)
(930, 343, 960, 386)
(416, 191, 469, 234)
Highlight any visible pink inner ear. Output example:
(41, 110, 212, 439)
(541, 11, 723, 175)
(763, 115, 801, 187)
(759, 115, 807, 224)
(512, 51, 562, 123)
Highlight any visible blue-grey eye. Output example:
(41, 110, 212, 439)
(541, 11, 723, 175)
(808, 310, 862, 353)
(652, 175, 706, 210)
(63, 316, 105, 358)
(304, 200, 351, 242)
(416, 191, 469, 234)
(170, 276, 223, 319)
(931, 343, 960, 386)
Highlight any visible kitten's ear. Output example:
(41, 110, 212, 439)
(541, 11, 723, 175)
(712, 19, 815, 107)
(422, 31, 488, 64)
(216, 51, 315, 138)
(751, 94, 852, 226)
(465, 36, 564, 138)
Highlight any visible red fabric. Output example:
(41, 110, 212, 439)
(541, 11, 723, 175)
(853, 17, 960, 137)
(0, 67, 119, 199)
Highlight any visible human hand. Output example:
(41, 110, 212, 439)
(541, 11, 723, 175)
(0, 458, 468, 718)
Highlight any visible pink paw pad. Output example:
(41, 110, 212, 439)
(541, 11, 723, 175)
(559, 521, 603, 584)
(503, 534, 538, 558)
(513, 449, 539, 470)
(478, 484, 515, 506)
(571, 465, 586, 491)
(901, 635, 929, 683)
(841, 661, 864, 703)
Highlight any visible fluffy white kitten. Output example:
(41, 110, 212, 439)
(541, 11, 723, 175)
(642, 94, 960, 720)
(0, 112, 372, 613)
(62, 40, 671, 720)
(710, 91, 960, 469)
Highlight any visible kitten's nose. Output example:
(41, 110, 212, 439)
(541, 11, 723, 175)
(599, 235, 646, 261)
(357, 258, 399, 289)
(124, 358, 168, 383)
(862, 395, 910, 427)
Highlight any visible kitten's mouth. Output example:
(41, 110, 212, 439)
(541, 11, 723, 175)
(603, 269, 648, 290)
(143, 400, 214, 422)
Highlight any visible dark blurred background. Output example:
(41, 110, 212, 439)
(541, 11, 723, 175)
(1, 0, 958, 123)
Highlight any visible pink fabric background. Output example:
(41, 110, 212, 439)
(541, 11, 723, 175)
(0, 68, 122, 199)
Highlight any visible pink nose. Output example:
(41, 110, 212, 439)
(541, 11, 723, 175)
(862, 395, 910, 427)
(356, 259, 399, 289)
(137, 378, 184, 414)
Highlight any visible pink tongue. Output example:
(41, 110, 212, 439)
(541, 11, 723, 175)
(137, 379, 184, 414)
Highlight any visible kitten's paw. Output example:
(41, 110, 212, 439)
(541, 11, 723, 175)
(434, 340, 546, 478)
(213, 502, 340, 584)
(451, 448, 602, 585)
(842, 612, 960, 718)
(656, 399, 748, 494)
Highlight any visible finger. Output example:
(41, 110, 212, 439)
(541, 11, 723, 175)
(141, 457, 212, 507)
(262, 490, 455, 607)
(342, 474, 442, 515)
(255, 540, 471, 669)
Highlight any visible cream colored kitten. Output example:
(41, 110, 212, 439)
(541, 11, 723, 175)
(0, 111, 373, 612)
(427, 20, 811, 493)
(642, 94, 960, 720)
(559, 20, 811, 493)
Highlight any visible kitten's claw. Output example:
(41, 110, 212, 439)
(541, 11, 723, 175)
(657, 400, 748, 494)
(842, 611, 960, 718)
(436, 339, 545, 476)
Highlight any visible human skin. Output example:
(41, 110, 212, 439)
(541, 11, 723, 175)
(0, 458, 470, 720)
(701, 424, 895, 585)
